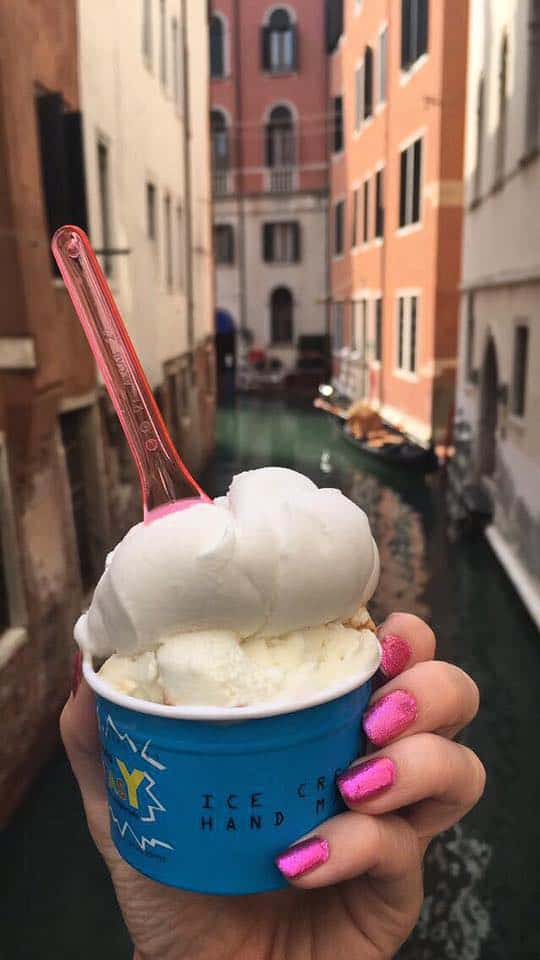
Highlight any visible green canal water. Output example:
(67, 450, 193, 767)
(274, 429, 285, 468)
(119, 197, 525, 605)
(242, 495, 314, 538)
(2, 396, 539, 959)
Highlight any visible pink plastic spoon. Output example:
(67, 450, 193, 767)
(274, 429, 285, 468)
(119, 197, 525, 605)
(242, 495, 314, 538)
(52, 225, 212, 522)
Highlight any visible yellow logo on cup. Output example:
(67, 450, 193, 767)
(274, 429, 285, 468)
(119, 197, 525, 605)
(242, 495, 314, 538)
(108, 758, 146, 809)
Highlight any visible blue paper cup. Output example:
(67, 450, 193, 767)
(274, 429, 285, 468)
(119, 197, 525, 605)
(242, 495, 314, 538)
(83, 649, 380, 895)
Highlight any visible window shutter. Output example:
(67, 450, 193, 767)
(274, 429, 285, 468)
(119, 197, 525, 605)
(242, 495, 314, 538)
(265, 124, 274, 167)
(291, 24, 299, 70)
(399, 149, 407, 226)
(262, 26, 271, 70)
(412, 139, 422, 222)
(417, 0, 428, 58)
(64, 111, 89, 233)
(228, 226, 235, 263)
(36, 92, 69, 238)
(401, 0, 411, 68)
(364, 47, 373, 118)
(263, 223, 273, 261)
(293, 222, 301, 261)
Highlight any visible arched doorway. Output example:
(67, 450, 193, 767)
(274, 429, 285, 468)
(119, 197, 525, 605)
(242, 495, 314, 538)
(270, 287, 293, 344)
(478, 336, 498, 477)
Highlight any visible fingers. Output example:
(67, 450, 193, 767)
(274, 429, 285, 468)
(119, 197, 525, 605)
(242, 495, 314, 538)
(363, 660, 480, 747)
(275, 809, 422, 903)
(377, 613, 436, 680)
(336, 733, 486, 840)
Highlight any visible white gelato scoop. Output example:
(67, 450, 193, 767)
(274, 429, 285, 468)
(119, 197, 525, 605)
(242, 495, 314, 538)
(76, 468, 379, 660)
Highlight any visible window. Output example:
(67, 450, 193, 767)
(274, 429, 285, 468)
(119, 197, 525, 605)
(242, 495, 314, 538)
(97, 140, 113, 276)
(352, 187, 360, 247)
(214, 224, 235, 264)
(160, 0, 167, 87)
(210, 14, 225, 78)
(352, 300, 367, 354)
(465, 293, 475, 381)
(143, 0, 153, 64)
(495, 33, 508, 184)
(378, 27, 388, 103)
(525, 0, 540, 155)
(146, 182, 157, 242)
(363, 179, 370, 243)
(512, 325, 529, 416)
(399, 137, 422, 227)
(401, 0, 428, 70)
(333, 96, 344, 152)
(60, 409, 97, 592)
(35, 91, 89, 269)
(211, 110, 229, 194)
(271, 287, 293, 343)
(334, 200, 345, 255)
(326, 0, 344, 52)
(262, 8, 297, 74)
(164, 193, 173, 289)
(333, 301, 344, 350)
(172, 17, 180, 103)
(396, 295, 418, 373)
(473, 77, 485, 201)
(355, 63, 364, 131)
(375, 168, 384, 237)
(266, 105, 295, 166)
(364, 46, 373, 118)
(374, 297, 382, 361)
(176, 204, 184, 289)
(263, 222, 301, 263)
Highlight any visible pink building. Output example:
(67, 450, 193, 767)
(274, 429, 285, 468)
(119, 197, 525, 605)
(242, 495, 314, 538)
(210, 0, 330, 367)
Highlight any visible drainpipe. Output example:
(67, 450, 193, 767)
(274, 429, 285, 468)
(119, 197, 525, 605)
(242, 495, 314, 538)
(233, 0, 247, 335)
(181, 0, 195, 351)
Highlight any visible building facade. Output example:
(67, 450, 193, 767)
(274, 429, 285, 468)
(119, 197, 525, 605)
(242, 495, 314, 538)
(454, 0, 540, 628)
(0, 0, 214, 824)
(210, 0, 329, 368)
(328, 0, 468, 445)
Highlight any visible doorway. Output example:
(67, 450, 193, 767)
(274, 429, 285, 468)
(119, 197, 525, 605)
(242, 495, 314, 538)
(478, 336, 498, 477)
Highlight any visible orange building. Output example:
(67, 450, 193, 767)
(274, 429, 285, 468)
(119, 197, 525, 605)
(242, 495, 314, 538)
(328, 0, 468, 445)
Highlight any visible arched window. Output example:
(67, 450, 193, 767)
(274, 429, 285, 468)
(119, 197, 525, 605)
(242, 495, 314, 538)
(210, 110, 229, 195)
(262, 8, 297, 73)
(271, 287, 293, 343)
(495, 33, 508, 184)
(210, 14, 225, 78)
(266, 105, 295, 167)
(474, 76, 485, 200)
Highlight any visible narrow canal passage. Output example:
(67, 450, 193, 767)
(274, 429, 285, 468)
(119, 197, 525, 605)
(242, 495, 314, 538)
(2, 396, 539, 959)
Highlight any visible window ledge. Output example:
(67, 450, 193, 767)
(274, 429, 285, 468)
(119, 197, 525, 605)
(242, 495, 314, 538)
(508, 413, 526, 432)
(211, 74, 231, 82)
(375, 101, 386, 116)
(262, 70, 299, 79)
(394, 368, 419, 383)
(373, 236, 384, 246)
(400, 53, 429, 85)
(331, 150, 345, 162)
(332, 253, 345, 262)
(396, 221, 422, 238)
(370, 360, 382, 370)
(520, 146, 539, 169)
(0, 626, 29, 672)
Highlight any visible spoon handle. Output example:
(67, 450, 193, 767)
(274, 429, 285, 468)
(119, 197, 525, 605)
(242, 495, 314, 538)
(52, 226, 210, 520)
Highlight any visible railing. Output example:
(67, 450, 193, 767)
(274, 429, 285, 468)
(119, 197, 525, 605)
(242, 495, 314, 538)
(212, 170, 229, 197)
(268, 166, 295, 193)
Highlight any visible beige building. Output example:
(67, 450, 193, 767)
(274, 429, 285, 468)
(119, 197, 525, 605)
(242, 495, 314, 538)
(79, 0, 215, 468)
(454, 0, 540, 627)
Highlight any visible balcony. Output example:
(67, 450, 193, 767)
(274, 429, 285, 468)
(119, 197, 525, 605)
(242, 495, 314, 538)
(267, 166, 296, 193)
(212, 170, 229, 197)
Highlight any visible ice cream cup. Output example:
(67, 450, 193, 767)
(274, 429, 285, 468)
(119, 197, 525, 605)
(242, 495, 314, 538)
(83, 645, 381, 896)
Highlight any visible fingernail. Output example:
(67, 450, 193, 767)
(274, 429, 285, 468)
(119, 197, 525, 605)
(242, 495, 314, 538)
(380, 634, 412, 679)
(275, 836, 329, 879)
(363, 690, 417, 746)
(337, 757, 396, 804)
(71, 649, 83, 698)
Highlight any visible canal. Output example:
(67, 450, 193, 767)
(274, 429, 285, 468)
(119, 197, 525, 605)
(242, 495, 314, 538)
(2, 396, 539, 959)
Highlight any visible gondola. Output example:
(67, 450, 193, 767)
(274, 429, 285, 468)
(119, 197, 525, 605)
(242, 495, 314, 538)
(341, 423, 439, 474)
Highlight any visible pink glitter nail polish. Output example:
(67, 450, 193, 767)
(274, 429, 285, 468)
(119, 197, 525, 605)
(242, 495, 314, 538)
(275, 836, 329, 879)
(363, 689, 417, 746)
(337, 757, 396, 804)
(380, 634, 412, 679)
